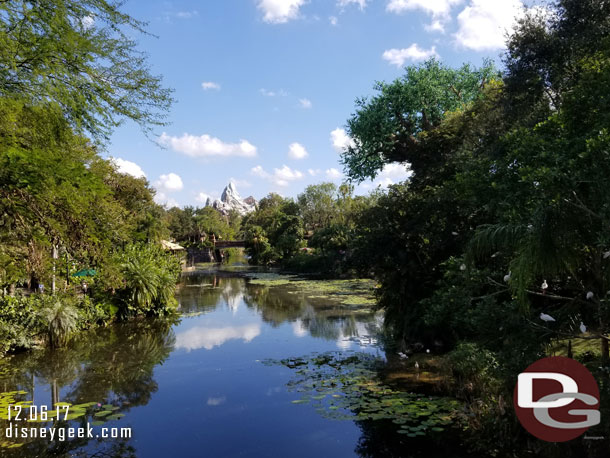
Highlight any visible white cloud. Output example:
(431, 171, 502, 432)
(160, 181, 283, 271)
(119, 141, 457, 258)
(330, 128, 355, 153)
(326, 168, 343, 179)
(454, 0, 526, 51)
(202, 81, 221, 91)
(288, 142, 309, 160)
(154, 192, 179, 208)
(81, 15, 95, 30)
(159, 132, 257, 158)
(425, 19, 445, 33)
(112, 158, 146, 178)
(258, 0, 306, 24)
(163, 10, 199, 22)
(196, 192, 214, 204)
(308, 168, 321, 176)
(175, 10, 198, 19)
(299, 98, 312, 109)
(260, 88, 288, 97)
(229, 178, 252, 188)
(387, 0, 463, 33)
(338, 0, 367, 10)
(386, 0, 462, 16)
(374, 163, 412, 186)
(329, 16, 338, 25)
(207, 397, 226, 406)
(251, 165, 267, 177)
(251, 164, 304, 187)
(274, 165, 304, 185)
(357, 163, 412, 193)
(155, 172, 184, 192)
(382, 44, 439, 67)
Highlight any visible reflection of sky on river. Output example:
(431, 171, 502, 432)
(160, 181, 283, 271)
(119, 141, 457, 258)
(2, 273, 385, 458)
(176, 324, 261, 351)
(136, 274, 385, 457)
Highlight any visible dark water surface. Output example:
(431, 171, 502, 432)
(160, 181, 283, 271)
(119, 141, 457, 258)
(0, 271, 470, 458)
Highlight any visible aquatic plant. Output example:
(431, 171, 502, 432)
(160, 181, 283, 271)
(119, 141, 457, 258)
(263, 352, 461, 437)
(1, 391, 127, 449)
(246, 274, 377, 309)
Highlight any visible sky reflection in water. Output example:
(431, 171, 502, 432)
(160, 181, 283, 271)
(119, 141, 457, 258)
(1, 273, 386, 458)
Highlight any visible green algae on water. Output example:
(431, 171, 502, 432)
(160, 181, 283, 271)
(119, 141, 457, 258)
(262, 352, 461, 437)
(246, 274, 377, 308)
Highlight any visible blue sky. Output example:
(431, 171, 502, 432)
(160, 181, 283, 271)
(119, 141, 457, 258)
(106, 0, 541, 207)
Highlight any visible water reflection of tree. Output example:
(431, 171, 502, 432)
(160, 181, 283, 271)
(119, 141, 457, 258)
(176, 275, 246, 314)
(65, 320, 175, 406)
(1, 319, 174, 457)
(243, 283, 381, 344)
(243, 284, 306, 326)
(354, 420, 467, 458)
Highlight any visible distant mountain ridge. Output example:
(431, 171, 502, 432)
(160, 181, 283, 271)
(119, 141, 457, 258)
(205, 182, 256, 216)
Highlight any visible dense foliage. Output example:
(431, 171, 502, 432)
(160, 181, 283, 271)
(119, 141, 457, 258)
(336, 1, 610, 454)
(0, 0, 173, 140)
(165, 206, 240, 247)
(0, 0, 177, 355)
(241, 185, 378, 273)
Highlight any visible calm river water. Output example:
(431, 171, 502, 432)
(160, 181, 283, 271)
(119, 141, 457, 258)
(0, 270, 473, 458)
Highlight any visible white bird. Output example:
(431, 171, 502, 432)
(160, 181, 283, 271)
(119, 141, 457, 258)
(398, 352, 408, 359)
(540, 312, 556, 322)
(580, 322, 587, 334)
(414, 361, 420, 370)
(541, 280, 548, 290)
(460, 264, 467, 271)
(604, 251, 610, 259)
(586, 291, 594, 300)
(426, 349, 430, 354)
(451, 232, 458, 236)
(503, 272, 511, 283)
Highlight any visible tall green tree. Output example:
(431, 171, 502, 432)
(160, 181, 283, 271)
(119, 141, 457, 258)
(341, 59, 498, 182)
(0, 0, 173, 140)
(297, 182, 337, 231)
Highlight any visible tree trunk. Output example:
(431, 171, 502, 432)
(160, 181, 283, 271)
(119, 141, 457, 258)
(602, 337, 609, 364)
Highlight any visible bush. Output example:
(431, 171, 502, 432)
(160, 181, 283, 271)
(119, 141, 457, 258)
(111, 244, 180, 317)
(40, 299, 79, 348)
(444, 342, 499, 398)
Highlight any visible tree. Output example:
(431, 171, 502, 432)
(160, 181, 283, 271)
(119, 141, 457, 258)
(165, 206, 197, 243)
(297, 182, 337, 231)
(244, 225, 272, 265)
(0, 0, 173, 141)
(341, 59, 498, 182)
(194, 207, 233, 243)
(0, 98, 169, 290)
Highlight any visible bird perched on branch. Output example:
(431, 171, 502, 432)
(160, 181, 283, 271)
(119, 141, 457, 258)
(540, 312, 556, 322)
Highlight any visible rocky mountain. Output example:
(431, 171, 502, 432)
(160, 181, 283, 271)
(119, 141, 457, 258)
(205, 182, 256, 216)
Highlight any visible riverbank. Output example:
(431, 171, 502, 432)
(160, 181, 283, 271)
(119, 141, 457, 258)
(0, 291, 177, 357)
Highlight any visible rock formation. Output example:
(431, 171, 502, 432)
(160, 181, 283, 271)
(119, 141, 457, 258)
(205, 182, 256, 216)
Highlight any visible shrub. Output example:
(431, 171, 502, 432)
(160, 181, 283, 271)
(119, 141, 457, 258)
(444, 342, 500, 398)
(113, 244, 180, 316)
(40, 299, 79, 348)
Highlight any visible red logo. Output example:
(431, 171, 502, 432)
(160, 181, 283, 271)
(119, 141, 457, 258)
(513, 356, 600, 442)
